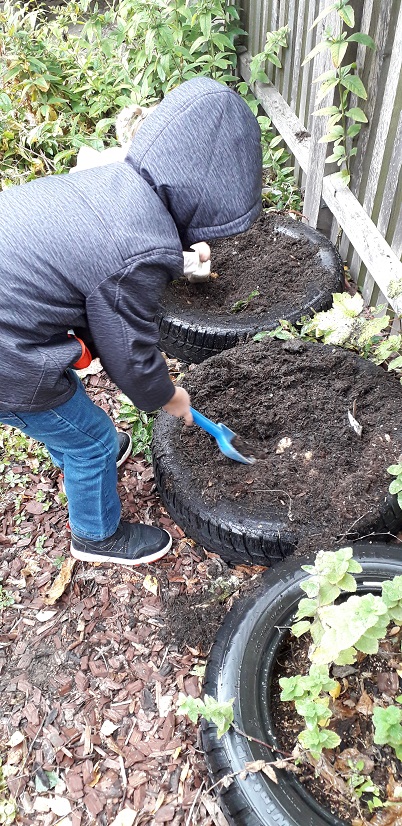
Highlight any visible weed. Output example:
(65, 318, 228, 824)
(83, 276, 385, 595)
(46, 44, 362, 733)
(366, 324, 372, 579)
(117, 395, 155, 461)
(230, 288, 260, 313)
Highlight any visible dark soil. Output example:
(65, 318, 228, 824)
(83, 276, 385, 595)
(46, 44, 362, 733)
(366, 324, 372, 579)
(163, 212, 328, 318)
(271, 627, 402, 823)
(175, 337, 402, 555)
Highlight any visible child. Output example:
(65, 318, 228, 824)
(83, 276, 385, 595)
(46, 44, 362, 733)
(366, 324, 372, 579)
(0, 76, 262, 566)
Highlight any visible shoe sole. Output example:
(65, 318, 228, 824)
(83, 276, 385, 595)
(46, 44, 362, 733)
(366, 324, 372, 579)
(70, 535, 172, 566)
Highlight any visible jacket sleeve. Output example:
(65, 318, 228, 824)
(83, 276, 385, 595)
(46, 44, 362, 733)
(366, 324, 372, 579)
(85, 256, 179, 412)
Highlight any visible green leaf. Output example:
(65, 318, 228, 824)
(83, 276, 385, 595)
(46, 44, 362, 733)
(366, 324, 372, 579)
(347, 33, 376, 49)
(312, 105, 340, 117)
(340, 73, 367, 99)
(332, 169, 350, 185)
(316, 78, 339, 104)
(387, 465, 402, 476)
(302, 40, 328, 66)
(189, 36, 208, 54)
(390, 478, 402, 495)
(347, 123, 362, 137)
(388, 356, 402, 370)
(292, 620, 312, 638)
(310, 3, 338, 30)
(330, 41, 348, 68)
(346, 107, 368, 122)
(338, 4, 355, 27)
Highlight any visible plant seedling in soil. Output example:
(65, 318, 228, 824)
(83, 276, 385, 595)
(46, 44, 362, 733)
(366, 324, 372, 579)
(230, 289, 260, 314)
(387, 463, 402, 511)
(276, 546, 402, 817)
(177, 693, 234, 739)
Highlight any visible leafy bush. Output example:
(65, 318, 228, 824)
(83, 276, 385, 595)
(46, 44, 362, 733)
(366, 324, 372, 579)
(0, 0, 243, 186)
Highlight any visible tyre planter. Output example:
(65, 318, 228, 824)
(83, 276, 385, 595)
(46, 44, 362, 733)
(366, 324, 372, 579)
(200, 542, 402, 826)
(157, 213, 344, 364)
(152, 337, 402, 566)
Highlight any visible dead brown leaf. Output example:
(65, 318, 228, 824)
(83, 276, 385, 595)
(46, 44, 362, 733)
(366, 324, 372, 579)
(356, 690, 374, 716)
(44, 557, 76, 604)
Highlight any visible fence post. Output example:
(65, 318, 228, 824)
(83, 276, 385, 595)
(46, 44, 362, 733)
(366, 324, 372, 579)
(302, 3, 340, 228)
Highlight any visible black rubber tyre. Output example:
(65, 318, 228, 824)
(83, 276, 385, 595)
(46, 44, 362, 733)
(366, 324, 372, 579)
(200, 542, 402, 826)
(156, 220, 344, 364)
(152, 410, 402, 567)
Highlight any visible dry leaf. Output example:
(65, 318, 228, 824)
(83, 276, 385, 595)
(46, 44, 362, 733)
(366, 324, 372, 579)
(329, 680, 341, 699)
(7, 731, 25, 748)
(261, 763, 278, 783)
(368, 802, 402, 825)
(356, 690, 374, 716)
(44, 558, 76, 605)
(50, 797, 72, 817)
(100, 720, 119, 737)
(36, 610, 57, 622)
(109, 810, 137, 826)
(348, 409, 363, 437)
(244, 760, 267, 774)
(143, 575, 158, 595)
(335, 748, 374, 775)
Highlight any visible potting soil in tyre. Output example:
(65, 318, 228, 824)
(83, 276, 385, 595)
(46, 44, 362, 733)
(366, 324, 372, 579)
(152, 337, 402, 565)
(157, 212, 344, 363)
(201, 543, 402, 826)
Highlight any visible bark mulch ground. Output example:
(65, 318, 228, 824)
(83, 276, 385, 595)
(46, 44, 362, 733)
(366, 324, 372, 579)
(0, 362, 261, 826)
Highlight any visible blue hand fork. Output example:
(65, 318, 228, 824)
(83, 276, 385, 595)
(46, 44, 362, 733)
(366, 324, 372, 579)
(190, 408, 256, 465)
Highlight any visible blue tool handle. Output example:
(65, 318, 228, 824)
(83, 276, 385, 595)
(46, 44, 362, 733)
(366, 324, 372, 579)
(190, 407, 220, 438)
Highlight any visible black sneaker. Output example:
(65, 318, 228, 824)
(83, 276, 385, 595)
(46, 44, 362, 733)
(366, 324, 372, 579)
(116, 431, 132, 468)
(70, 520, 172, 566)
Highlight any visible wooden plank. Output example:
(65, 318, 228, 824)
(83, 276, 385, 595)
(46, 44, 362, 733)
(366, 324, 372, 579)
(391, 201, 402, 259)
(298, 0, 321, 187)
(281, 0, 296, 102)
(290, 0, 306, 112)
(277, 0, 289, 96)
(321, 175, 402, 316)
(353, 0, 402, 301)
(302, 4, 340, 228)
(377, 110, 402, 240)
(350, 1, 393, 199)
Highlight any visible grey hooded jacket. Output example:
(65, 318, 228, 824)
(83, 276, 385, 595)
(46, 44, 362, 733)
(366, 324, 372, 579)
(0, 77, 262, 414)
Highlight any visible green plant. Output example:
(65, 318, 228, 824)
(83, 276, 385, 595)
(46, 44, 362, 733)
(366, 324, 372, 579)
(248, 26, 289, 84)
(0, 585, 14, 610)
(387, 463, 402, 511)
(346, 759, 382, 811)
(177, 693, 234, 738)
(373, 705, 402, 761)
(0, 760, 17, 824)
(303, 1, 375, 185)
(230, 288, 260, 313)
(117, 395, 154, 461)
(119, 0, 244, 97)
(253, 292, 402, 384)
(281, 547, 402, 770)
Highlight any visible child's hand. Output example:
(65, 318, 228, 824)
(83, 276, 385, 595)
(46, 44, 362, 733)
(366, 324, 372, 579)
(191, 242, 210, 262)
(163, 387, 193, 425)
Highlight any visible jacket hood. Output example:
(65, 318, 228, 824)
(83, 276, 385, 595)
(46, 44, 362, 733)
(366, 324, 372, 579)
(125, 77, 262, 247)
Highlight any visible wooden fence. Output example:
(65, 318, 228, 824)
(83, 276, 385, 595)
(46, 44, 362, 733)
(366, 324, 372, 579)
(239, 0, 402, 322)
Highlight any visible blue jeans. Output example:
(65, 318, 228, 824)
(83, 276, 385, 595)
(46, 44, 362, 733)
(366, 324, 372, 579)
(0, 371, 120, 540)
